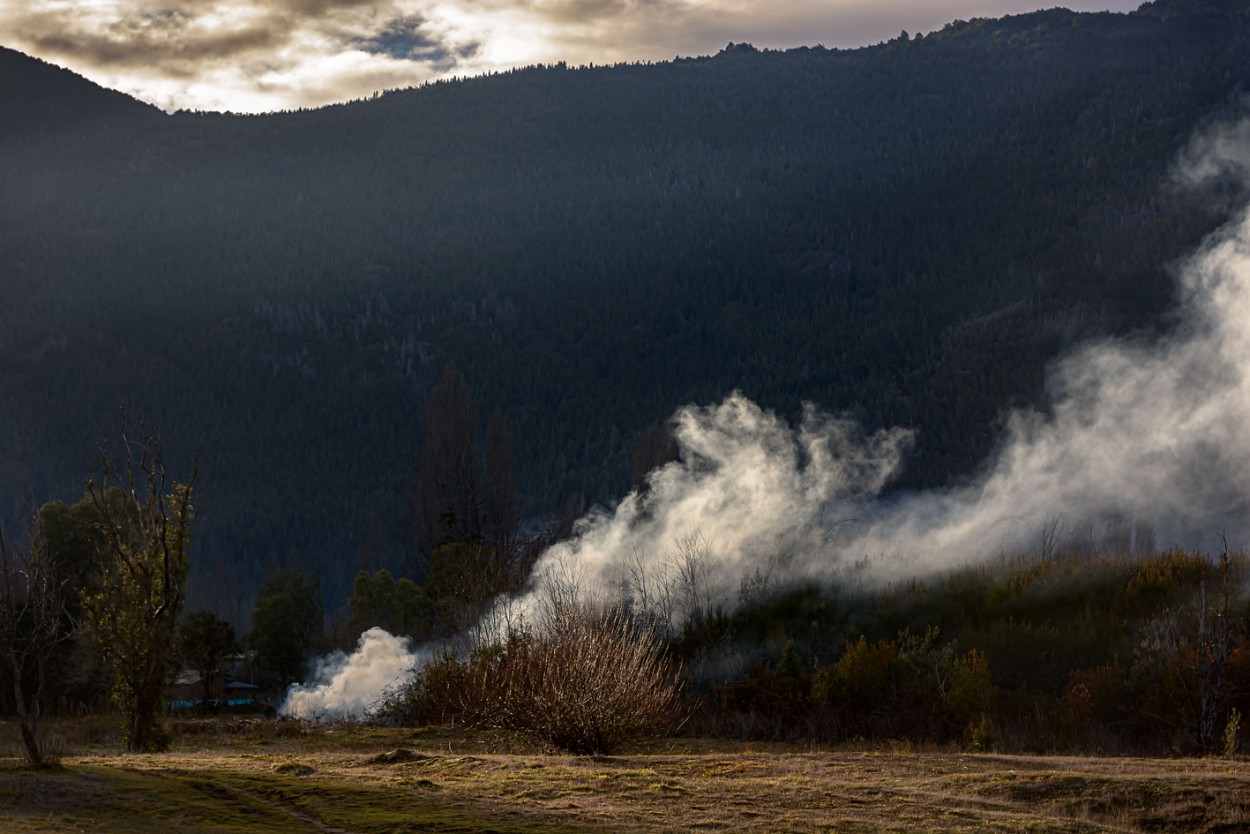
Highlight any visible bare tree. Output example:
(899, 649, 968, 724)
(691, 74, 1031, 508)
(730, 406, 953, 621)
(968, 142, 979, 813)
(627, 547, 678, 634)
(672, 531, 715, 626)
(1196, 537, 1236, 751)
(1134, 518, 1157, 557)
(1036, 513, 1065, 561)
(0, 520, 73, 767)
(630, 419, 678, 492)
(82, 411, 196, 752)
(621, 532, 718, 635)
(1102, 512, 1134, 560)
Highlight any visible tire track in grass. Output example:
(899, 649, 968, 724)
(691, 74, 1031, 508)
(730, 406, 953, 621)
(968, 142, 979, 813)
(183, 778, 364, 834)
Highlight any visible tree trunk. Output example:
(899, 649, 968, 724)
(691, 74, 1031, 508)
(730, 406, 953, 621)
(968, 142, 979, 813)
(8, 654, 42, 767)
(128, 710, 147, 753)
(201, 672, 214, 714)
(18, 717, 41, 767)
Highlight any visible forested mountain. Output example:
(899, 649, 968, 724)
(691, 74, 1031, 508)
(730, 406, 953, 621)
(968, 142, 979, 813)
(3, 0, 1249, 621)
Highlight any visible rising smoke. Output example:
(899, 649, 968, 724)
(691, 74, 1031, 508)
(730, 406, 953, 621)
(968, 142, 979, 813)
(284, 116, 1250, 719)
(514, 113, 1250, 617)
(281, 627, 423, 720)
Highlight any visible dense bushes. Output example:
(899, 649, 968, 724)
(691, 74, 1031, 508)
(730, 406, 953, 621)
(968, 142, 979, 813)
(685, 549, 1250, 755)
(379, 608, 683, 754)
(372, 548, 1248, 756)
(697, 630, 997, 746)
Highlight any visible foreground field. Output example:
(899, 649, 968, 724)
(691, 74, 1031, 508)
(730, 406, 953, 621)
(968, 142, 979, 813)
(2, 720, 1249, 833)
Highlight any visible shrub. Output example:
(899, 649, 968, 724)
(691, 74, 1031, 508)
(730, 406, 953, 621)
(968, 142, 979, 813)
(945, 649, 997, 728)
(967, 712, 998, 751)
(833, 636, 897, 704)
(387, 608, 684, 754)
(1224, 708, 1241, 758)
(504, 609, 683, 753)
(1060, 661, 1126, 730)
(371, 646, 482, 726)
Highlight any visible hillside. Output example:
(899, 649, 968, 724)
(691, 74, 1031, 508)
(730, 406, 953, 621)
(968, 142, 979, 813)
(2, 0, 1250, 615)
(0, 47, 160, 134)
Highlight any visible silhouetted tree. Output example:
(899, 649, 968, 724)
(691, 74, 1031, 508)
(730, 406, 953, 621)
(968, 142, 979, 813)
(484, 408, 518, 554)
(0, 519, 73, 766)
(250, 568, 324, 685)
(179, 609, 236, 713)
(347, 568, 431, 640)
(630, 420, 679, 492)
(408, 364, 481, 569)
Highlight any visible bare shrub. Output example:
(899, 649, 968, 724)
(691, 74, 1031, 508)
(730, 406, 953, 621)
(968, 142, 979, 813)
(387, 609, 683, 754)
(505, 608, 684, 754)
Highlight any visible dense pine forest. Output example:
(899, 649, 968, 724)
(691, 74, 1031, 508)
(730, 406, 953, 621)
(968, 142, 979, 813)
(3, 0, 1250, 624)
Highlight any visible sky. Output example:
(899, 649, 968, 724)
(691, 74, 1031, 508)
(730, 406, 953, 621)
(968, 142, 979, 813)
(3, 0, 1143, 114)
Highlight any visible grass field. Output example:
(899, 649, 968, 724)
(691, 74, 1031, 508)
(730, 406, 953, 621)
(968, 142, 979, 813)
(2, 719, 1249, 833)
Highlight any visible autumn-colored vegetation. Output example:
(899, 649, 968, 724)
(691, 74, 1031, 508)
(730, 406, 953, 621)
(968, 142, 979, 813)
(681, 548, 1250, 756)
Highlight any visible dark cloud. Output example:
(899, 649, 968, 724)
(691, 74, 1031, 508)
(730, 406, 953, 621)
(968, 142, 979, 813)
(355, 15, 477, 67)
(526, 0, 665, 25)
(12, 7, 282, 74)
(272, 0, 378, 14)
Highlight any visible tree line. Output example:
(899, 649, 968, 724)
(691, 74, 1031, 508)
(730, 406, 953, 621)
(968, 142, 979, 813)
(0, 371, 549, 763)
(4, 402, 1248, 760)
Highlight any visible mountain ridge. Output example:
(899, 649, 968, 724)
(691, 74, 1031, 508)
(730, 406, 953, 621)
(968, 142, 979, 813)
(0, 45, 160, 135)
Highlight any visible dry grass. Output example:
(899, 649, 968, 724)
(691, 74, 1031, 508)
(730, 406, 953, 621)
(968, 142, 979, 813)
(1, 718, 1248, 833)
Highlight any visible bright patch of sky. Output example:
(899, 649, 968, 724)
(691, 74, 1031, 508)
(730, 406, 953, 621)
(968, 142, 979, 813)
(1, 0, 1144, 113)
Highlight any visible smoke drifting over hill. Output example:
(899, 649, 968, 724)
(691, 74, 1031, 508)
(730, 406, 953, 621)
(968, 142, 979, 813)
(284, 116, 1250, 719)
(514, 115, 1250, 617)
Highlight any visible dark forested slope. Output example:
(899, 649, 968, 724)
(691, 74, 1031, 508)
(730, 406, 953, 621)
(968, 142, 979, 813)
(2, 0, 1249, 617)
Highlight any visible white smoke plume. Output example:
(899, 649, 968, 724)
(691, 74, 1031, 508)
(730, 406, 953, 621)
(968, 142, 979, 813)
(281, 627, 423, 720)
(853, 210, 1250, 573)
(288, 116, 1250, 715)
(854, 117, 1250, 573)
(507, 115, 1250, 621)
(503, 397, 914, 626)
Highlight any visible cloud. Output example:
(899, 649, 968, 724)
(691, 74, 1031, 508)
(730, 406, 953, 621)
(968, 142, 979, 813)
(294, 172, 1250, 708)
(15, 10, 277, 78)
(505, 395, 913, 625)
(290, 166, 1250, 715)
(1175, 116, 1250, 199)
(2, 0, 1143, 112)
(1, 0, 482, 111)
